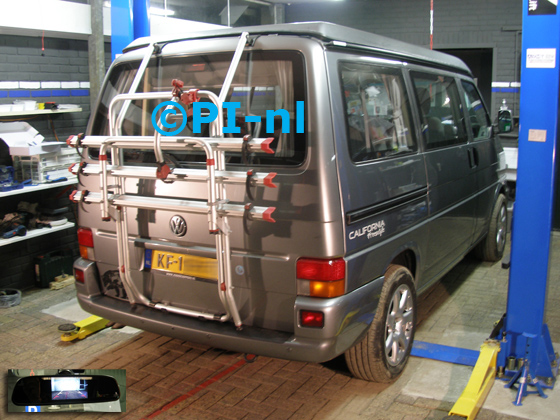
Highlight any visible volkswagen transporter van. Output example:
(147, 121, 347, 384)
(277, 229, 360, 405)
(70, 22, 507, 382)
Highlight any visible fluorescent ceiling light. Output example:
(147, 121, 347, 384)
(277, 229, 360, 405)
(150, 7, 175, 16)
(245, 0, 272, 5)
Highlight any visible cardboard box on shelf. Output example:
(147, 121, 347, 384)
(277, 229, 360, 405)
(0, 122, 61, 156)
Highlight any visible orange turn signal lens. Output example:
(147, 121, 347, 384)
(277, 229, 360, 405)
(79, 245, 95, 260)
(309, 279, 345, 298)
(79, 245, 89, 259)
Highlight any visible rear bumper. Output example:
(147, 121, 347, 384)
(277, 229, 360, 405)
(74, 258, 383, 363)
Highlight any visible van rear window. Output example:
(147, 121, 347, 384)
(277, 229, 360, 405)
(91, 51, 306, 167)
(340, 62, 417, 163)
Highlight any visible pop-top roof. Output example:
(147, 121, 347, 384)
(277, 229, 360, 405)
(124, 21, 470, 75)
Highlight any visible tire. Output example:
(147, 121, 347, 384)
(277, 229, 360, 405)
(345, 264, 416, 382)
(475, 193, 507, 262)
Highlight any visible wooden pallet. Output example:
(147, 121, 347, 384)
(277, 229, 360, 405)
(50, 275, 75, 290)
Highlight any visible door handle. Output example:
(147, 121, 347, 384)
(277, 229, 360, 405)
(468, 147, 479, 168)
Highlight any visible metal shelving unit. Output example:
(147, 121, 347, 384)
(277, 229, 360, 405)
(0, 179, 76, 198)
(0, 180, 77, 246)
(0, 221, 75, 247)
(0, 108, 82, 118)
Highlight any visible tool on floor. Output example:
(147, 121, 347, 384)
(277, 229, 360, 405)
(58, 315, 109, 341)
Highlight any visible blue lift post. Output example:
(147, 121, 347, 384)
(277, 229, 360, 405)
(111, 0, 151, 60)
(498, 0, 560, 403)
(133, 0, 151, 40)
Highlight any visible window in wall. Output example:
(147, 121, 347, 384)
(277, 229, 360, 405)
(461, 80, 491, 140)
(411, 72, 467, 150)
(340, 62, 416, 163)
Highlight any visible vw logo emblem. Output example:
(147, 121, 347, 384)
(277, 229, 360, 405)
(169, 215, 187, 237)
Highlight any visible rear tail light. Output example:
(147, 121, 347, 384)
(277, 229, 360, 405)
(296, 257, 346, 298)
(300, 310, 324, 328)
(74, 268, 85, 283)
(77, 227, 95, 260)
(77, 227, 94, 247)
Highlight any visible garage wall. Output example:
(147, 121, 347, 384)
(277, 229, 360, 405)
(0, 34, 112, 142)
(0, 35, 110, 291)
(286, 0, 522, 118)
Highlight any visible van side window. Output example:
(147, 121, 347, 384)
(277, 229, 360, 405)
(411, 72, 467, 150)
(340, 62, 416, 162)
(461, 81, 492, 140)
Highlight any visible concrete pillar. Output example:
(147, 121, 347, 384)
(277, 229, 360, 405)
(88, 0, 105, 111)
(273, 4, 285, 24)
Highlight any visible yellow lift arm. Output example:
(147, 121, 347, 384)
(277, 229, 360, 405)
(59, 316, 110, 341)
(448, 340, 500, 420)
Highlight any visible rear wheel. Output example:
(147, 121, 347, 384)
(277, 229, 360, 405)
(345, 264, 416, 382)
(475, 193, 507, 262)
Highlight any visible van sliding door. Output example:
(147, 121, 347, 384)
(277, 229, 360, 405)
(460, 80, 498, 242)
(411, 71, 477, 279)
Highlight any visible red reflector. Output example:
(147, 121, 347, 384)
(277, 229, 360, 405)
(77, 228, 94, 247)
(75, 269, 85, 283)
(264, 172, 277, 188)
(261, 137, 275, 154)
(300, 310, 324, 328)
(263, 207, 276, 223)
(296, 258, 345, 281)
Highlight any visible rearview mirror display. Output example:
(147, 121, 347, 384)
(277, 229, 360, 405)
(11, 375, 119, 406)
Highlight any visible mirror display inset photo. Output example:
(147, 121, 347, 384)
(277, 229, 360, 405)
(7, 369, 126, 413)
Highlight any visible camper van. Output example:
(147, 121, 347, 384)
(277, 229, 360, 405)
(70, 22, 507, 382)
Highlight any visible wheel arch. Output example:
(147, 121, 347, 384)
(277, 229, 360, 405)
(386, 244, 420, 285)
(495, 182, 508, 204)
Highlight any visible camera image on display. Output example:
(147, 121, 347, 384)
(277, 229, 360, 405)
(51, 377, 88, 401)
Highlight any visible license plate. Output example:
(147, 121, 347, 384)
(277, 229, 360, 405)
(145, 249, 218, 280)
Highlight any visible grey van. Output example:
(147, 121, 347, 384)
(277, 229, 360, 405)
(70, 22, 507, 382)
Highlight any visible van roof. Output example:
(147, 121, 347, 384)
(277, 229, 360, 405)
(124, 21, 471, 75)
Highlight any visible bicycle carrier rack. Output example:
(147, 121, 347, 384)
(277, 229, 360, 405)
(68, 32, 277, 329)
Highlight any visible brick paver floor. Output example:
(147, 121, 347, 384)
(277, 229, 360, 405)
(2, 234, 558, 419)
